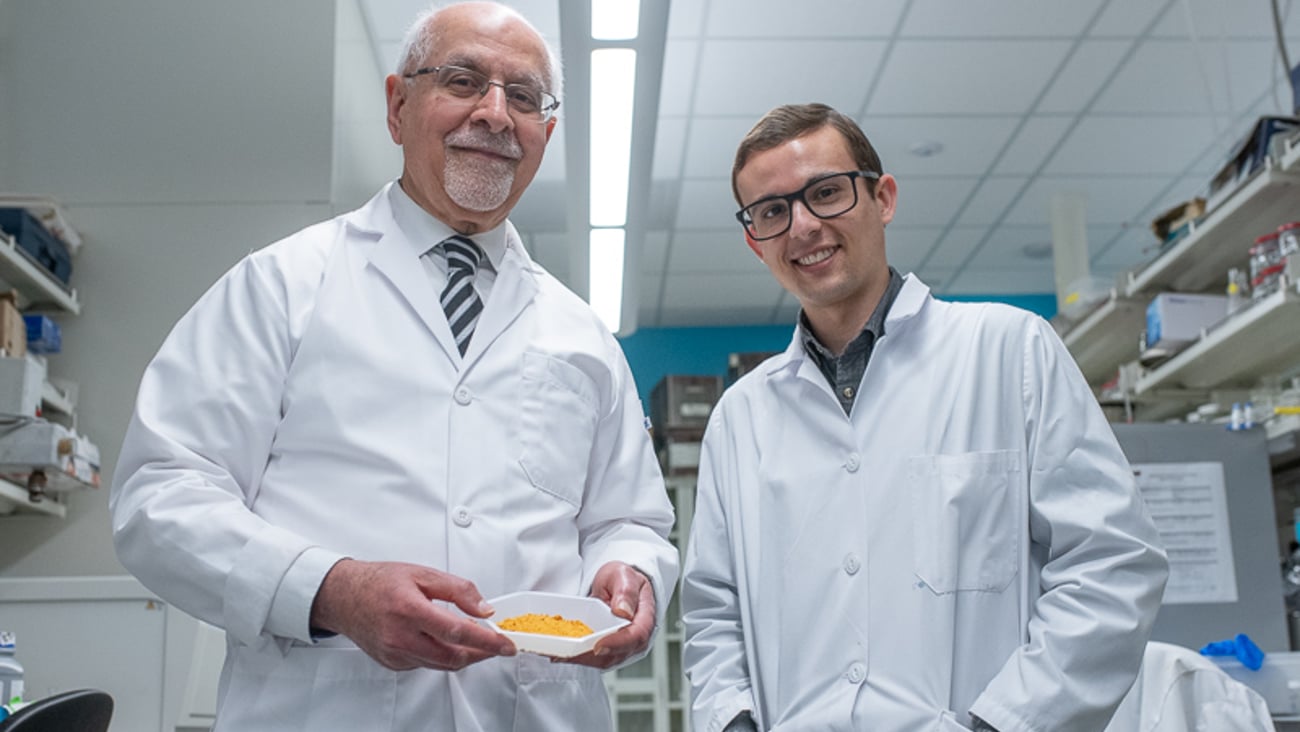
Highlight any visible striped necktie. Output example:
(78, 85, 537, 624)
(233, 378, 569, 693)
(439, 235, 484, 356)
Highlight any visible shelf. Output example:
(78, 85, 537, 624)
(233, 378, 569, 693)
(0, 231, 80, 314)
(0, 476, 66, 517)
(40, 380, 75, 415)
(1134, 284, 1300, 395)
(1124, 155, 1300, 296)
(1059, 291, 1147, 384)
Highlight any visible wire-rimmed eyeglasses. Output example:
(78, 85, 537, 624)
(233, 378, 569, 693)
(404, 64, 560, 123)
(735, 170, 881, 241)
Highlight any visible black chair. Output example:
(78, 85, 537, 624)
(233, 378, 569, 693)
(0, 689, 113, 732)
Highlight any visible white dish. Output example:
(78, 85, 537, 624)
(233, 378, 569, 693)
(483, 591, 630, 658)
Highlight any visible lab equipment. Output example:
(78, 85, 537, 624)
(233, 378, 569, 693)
(0, 631, 24, 711)
(1249, 231, 1284, 300)
(1226, 267, 1250, 316)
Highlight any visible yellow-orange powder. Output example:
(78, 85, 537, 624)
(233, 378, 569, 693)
(499, 613, 593, 637)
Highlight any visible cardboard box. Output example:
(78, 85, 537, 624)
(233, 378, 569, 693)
(0, 292, 26, 359)
(1149, 197, 1206, 246)
(0, 354, 45, 416)
(1144, 293, 1228, 351)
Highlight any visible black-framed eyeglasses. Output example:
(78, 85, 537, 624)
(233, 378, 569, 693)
(403, 64, 560, 123)
(735, 170, 881, 241)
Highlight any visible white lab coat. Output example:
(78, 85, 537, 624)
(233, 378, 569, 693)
(681, 275, 1168, 732)
(1105, 642, 1275, 732)
(111, 183, 679, 732)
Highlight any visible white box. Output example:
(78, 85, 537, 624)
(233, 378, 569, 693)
(0, 355, 46, 416)
(1211, 650, 1300, 715)
(1145, 293, 1228, 350)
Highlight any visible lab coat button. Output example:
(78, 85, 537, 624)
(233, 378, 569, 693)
(452, 506, 472, 527)
(846, 663, 865, 684)
(454, 386, 472, 405)
(843, 553, 861, 575)
(845, 453, 860, 472)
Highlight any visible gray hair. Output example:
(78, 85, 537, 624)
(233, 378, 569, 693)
(395, 2, 564, 107)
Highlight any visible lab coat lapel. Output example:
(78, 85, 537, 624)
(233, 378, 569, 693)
(462, 224, 537, 369)
(357, 211, 461, 364)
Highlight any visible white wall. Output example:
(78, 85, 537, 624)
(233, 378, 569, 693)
(0, 0, 338, 575)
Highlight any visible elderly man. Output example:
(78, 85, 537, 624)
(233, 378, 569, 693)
(111, 3, 677, 730)
(681, 103, 1168, 732)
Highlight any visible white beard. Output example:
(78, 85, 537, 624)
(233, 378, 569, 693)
(444, 153, 515, 211)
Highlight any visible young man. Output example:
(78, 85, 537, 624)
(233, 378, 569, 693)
(681, 103, 1168, 732)
(111, 3, 677, 730)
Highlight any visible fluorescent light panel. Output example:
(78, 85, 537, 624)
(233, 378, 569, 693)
(589, 228, 626, 331)
(589, 48, 637, 227)
(592, 0, 640, 40)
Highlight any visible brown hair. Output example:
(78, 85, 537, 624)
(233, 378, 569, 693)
(731, 103, 883, 206)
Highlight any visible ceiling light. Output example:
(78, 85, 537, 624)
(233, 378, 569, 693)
(589, 48, 637, 227)
(1021, 242, 1054, 260)
(592, 0, 640, 40)
(907, 140, 944, 158)
(589, 228, 625, 331)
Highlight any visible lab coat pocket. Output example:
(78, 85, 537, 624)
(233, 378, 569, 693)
(513, 653, 612, 732)
(518, 351, 599, 507)
(908, 450, 1022, 594)
(217, 643, 397, 731)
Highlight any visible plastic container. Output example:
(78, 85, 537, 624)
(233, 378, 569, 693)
(1280, 222, 1300, 258)
(0, 631, 23, 708)
(482, 591, 630, 658)
(1226, 267, 1251, 315)
(1249, 231, 1284, 300)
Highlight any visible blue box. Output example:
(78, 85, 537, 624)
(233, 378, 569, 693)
(0, 208, 73, 284)
(23, 314, 61, 354)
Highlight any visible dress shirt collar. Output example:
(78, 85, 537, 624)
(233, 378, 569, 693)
(387, 180, 507, 272)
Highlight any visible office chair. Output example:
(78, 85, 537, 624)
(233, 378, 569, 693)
(0, 688, 113, 732)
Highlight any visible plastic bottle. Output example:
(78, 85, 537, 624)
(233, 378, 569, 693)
(1250, 231, 1284, 300)
(0, 631, 22, 711)
(1226, 267, 1250, 315)
(1229, 402, 1244, 431)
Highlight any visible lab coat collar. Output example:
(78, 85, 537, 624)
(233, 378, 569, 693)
(771, 271, 932, 385)
(345, 182, 541, 369)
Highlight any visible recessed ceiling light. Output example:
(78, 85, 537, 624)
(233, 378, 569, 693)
(1021, 242, 1053, 260)
(907, 140, 944, 158)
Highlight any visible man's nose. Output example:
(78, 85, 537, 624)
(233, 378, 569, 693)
(788, 199, 821, 239)
(469, 83, 514, 133)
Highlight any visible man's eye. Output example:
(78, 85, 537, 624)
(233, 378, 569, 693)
(508, 88, 541, 110)
(756, 202, 788, 221)
(812, 183, 844, 201)
(444, 74, 481, 92)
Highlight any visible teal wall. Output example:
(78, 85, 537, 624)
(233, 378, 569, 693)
(618, 293, 1057, 405)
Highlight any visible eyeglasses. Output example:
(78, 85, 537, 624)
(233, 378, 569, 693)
(404, 64, 560, 123)
(735, 170, 881, 241)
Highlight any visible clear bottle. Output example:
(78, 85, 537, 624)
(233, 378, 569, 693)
(1226, 267, 1250, 315)
(0, 631, 22, 710)
(1280, 221, 1300, 258)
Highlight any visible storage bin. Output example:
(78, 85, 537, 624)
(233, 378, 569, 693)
(0, 208, 73, 284)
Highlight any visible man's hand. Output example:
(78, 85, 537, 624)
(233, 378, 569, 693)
(311, 558, 515, 671)
(562, 561, 656, 670)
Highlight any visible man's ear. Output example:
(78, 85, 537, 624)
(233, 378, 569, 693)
(744, 229, 764, 259)
(385, 75, 405, 144)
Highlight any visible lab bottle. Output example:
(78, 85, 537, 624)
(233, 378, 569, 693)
(1226, 267, 1250, 315)
(1249, 231, 1283, 300)
(0, 631, 22, 710)
(1280, 221, 1300, 258)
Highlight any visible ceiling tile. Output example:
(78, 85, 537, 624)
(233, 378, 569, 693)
(663, 272, 787, 310)
(870, 40, 1071, 115)
(653, 117, 689, 180)
(901, 0, 1104, 37)
(675, 179, 743, 230)
(867, 116, 1020, 176)
(1004, 175, 1173, 226)
(1091, 0, 1168, 37)
(1045, 116, 1218, 175)
(890, 177, 980, 229)
(692, 39, 884, 116)
(1150, 0, 1297, 38)
(680, 117, 755, 179)
(1093, 40, 1284, 116)
(955, 177, 1029, 226)
(978, 224, 1057, 267)
(1037, 40, 1132, 114)
(993, 116, 1077, 174)
(659, 40, 700, 117)
(666, 231, 760, 274)
(640, 231, 670, 274)
(883, 226, 947, 274)
(921, 225, 989, 269)
(945, 263, 1056, 295)
(704, 0, 906, 37)
(667, 0, 707, 38)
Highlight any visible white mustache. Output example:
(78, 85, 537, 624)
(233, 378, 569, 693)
(445, 129, 522, 160)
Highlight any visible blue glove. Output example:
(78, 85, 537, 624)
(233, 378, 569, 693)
(1200, 633, 1265, 671)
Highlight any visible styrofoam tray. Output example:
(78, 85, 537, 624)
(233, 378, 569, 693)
(483, 591, 629, 658)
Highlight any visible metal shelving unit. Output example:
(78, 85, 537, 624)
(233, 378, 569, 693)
(0, 475, 66, 517)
